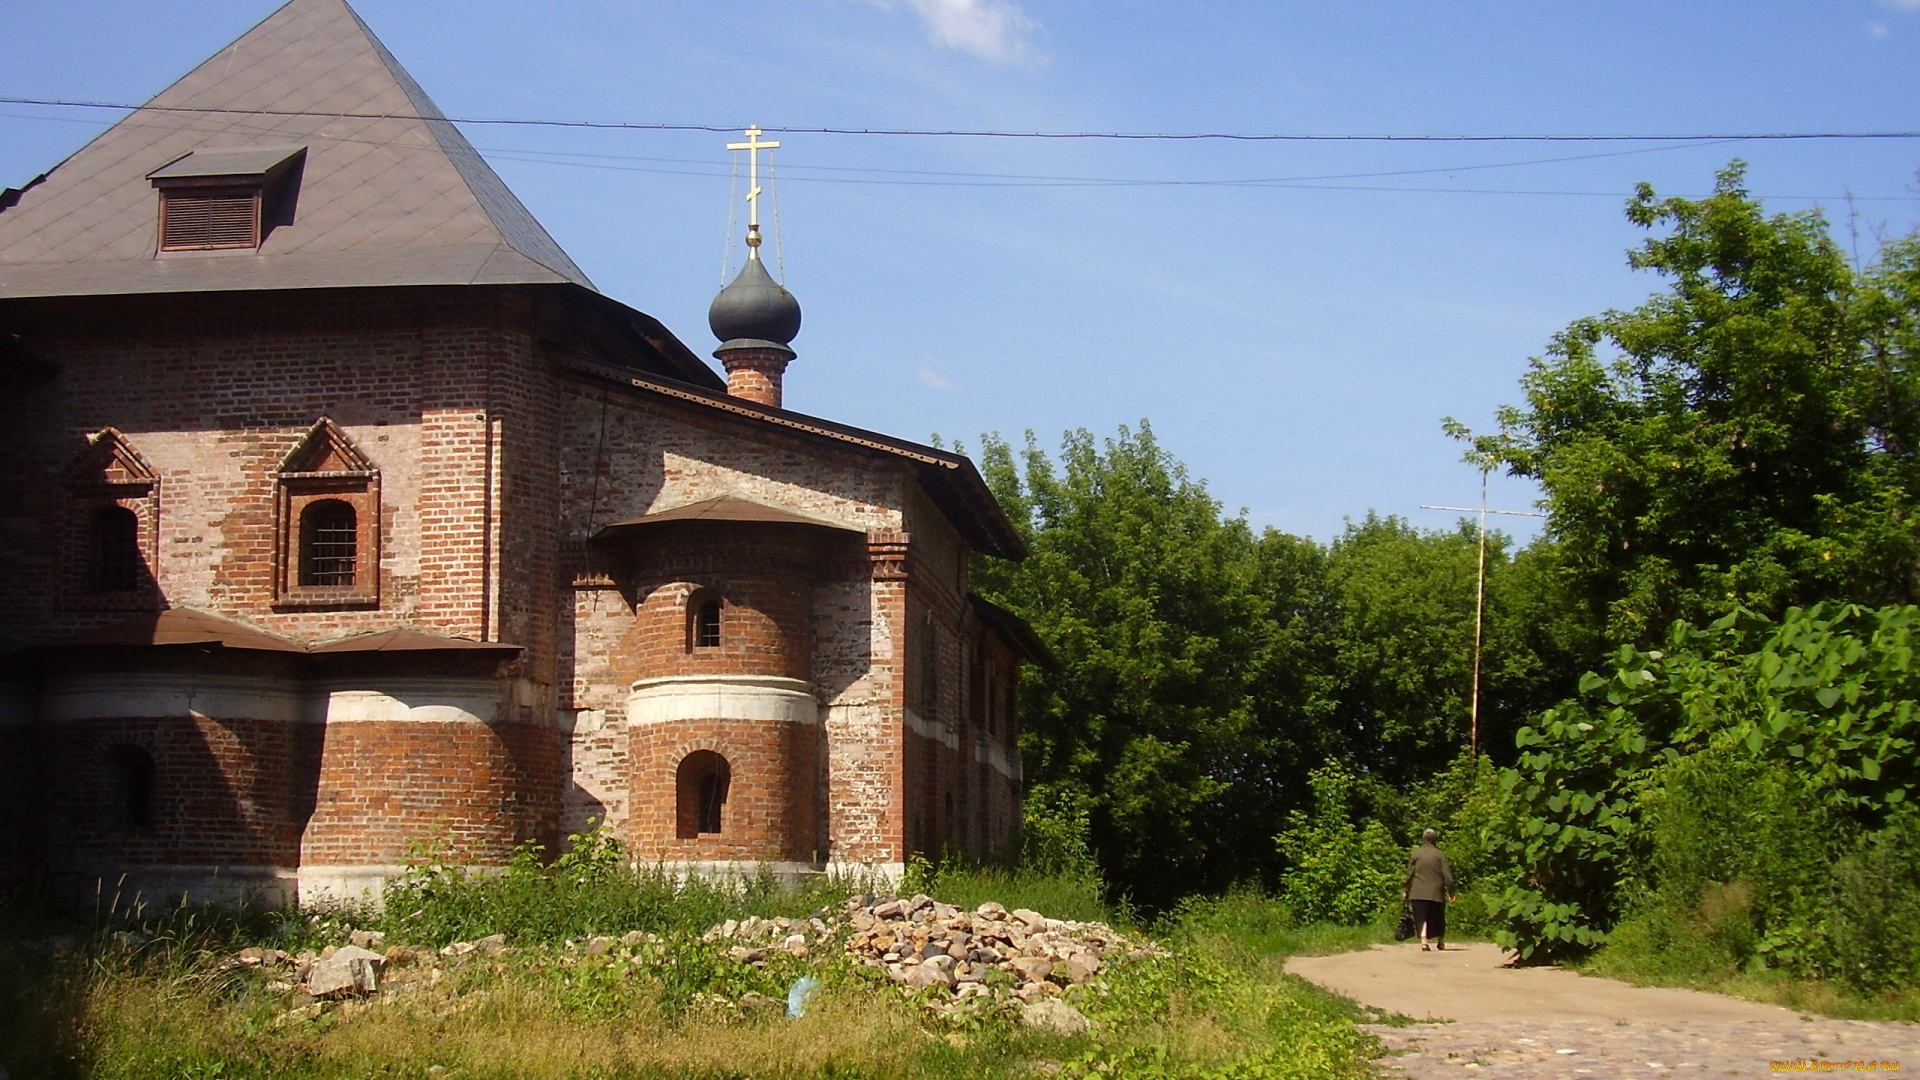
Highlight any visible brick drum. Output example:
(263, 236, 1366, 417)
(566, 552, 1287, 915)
(627, 718, 823, 863)
(300, 717, 560, 866)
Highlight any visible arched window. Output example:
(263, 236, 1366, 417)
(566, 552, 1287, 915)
(90, 505, 142, 593)
(299, 500, 357, 587)
(675, 751, 731, 838)
(104, 745, 156, 830)
(689, 593, 722, 650)
(275, 418, 379, 607)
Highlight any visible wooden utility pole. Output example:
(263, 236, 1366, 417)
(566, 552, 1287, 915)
(1422, 465, 1545, 765)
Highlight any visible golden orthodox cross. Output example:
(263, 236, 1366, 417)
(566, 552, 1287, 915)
(726, 126, 780, 257)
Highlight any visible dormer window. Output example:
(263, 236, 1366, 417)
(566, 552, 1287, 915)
(148, 145, 304, 253)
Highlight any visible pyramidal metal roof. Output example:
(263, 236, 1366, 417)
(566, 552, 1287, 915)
(0, 0, 593, 299)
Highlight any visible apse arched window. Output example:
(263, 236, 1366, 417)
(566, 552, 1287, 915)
(689, 593, 722, 650)
(90, 505, 143, 593)
(675, 751, 731, 838)
(298, 499, 357, 587)
(104, 745, 157, 830)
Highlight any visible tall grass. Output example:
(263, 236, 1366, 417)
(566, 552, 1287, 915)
(0, 848, 1384, 1080)
(1163, 889, 1393, 963)
(905, 856, 1116, 927)
(364, 829, 877, 947)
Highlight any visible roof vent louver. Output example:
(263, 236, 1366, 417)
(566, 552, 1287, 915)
(148, 145, 305, 254)
(160, 189, 261, 251)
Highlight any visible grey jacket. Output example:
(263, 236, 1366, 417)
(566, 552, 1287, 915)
(1405, 841, 1455, 902)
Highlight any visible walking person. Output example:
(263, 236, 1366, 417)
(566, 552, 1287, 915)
(1403, 828, 1455, 951)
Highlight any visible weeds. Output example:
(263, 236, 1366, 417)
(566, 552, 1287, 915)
(0, 859, 1383, 1080)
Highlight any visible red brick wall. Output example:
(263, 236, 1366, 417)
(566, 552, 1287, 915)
(900, 578, 1024, 863)
(613, 525, 848, 685)
(626, 718, 822, 862)
(0, 289, 514, 650)
(301, 717, 559, 865)
(38, 716, 308, 869)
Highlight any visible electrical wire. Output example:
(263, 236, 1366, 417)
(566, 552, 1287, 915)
(477, 151, 1920, 201)
(2, 97, 1917, 142)
(3, 101, 1914, 202)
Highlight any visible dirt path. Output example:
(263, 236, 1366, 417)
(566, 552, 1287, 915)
(1284, 942, 1920, 1078)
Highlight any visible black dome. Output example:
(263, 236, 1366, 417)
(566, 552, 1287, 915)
(708, 257, 801, 351)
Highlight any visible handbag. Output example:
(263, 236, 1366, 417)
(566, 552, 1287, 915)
(1393, 903, 1416, 942)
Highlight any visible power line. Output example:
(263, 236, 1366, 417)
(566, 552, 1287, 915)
(4, 100, 1915, 202)
(482, 137, 1747, 185)
(2, 96, 1918, 143)
(477, 151, 1920, 201)
(0, 105, 1758, 185)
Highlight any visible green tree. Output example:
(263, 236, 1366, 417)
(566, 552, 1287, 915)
(972, 424, 1331, 908)
(1318, 515, 1581, 780)
(1466, 163, 1920, 644)
(1321, 514, 1477, 780)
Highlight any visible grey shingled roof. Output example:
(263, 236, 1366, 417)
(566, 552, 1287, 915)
(0, 0, 593, 298)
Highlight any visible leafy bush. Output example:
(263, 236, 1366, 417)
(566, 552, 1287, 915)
(1486, 660, 1665, 959)
(1487, 603, 1920, 984)
(907, 792, 1117, 926)
(1162, 890, 1387, 961)
(1019, 789, 1104, 883)
(1274, 766, 1403, 926)
(1392, 752, 1509, 938)
(1827, 817, 1920, 991)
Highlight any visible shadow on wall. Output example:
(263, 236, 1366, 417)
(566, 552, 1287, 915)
(38, 705, 318, 909)
(19, 664, 559, 908)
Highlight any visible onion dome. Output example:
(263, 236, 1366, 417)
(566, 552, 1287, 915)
(708, 256, 801, 358)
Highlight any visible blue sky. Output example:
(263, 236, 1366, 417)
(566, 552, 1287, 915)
(4, 1, 1918, 543)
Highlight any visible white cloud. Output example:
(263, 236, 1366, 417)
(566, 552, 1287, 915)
(1869, 20, 1891, 36)
(1881, 0, 1920, 10)
(918, 358, 956, 390)
(867, 0, 1043, 63)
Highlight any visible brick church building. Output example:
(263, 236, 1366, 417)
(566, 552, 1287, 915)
(0, 0, 1047, 904)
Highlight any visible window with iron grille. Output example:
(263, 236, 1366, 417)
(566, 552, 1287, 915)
(159, 188, 261, 251)
(299, 500, 357, 587)
(274, 419, 378, 608)
(691, 594, 722, 649)
(89, 505, 142, 593)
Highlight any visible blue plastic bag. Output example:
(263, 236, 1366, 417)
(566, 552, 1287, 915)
(786, 974, 820, 1018)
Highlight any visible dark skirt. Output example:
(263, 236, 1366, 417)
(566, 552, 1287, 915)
(1411, 898, 1446, 940)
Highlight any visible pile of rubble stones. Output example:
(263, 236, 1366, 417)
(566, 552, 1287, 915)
(222, 895, 1157, 1032)
(704, 895, 1161, 1011)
